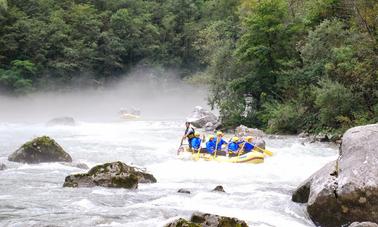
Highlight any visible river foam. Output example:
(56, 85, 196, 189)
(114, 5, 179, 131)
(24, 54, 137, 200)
(0, 120, 337, 226)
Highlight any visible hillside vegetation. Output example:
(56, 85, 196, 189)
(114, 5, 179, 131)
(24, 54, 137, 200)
(0, 0, 377, 133)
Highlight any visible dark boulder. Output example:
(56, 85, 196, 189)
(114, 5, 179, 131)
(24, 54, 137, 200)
(292, 123, 378, 227)
(165, 212, 248, 227)
(212, 185, 225, 193)
(0, 163, 6, 170)
(46, 117, 76, 126)
(63, 161, 156, 189)
(8, 136, 72, 164)
(177, 188, 191, 194)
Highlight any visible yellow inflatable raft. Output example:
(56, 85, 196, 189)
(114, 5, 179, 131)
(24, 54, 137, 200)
(120, 113, 141, 120)
(179, 147, 264, 164)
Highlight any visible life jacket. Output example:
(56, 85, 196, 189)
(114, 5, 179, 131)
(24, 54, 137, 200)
(186, 127, 195, 139)
(191, 137, 201, 149)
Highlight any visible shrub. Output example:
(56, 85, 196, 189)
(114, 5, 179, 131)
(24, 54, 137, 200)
(261, 101, 305, 134)
(314, 79, 356, 128)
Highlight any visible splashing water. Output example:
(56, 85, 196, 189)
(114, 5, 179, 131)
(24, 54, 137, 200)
(0, 120, 337, 227)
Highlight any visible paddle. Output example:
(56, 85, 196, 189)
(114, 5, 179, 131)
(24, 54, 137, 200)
(194, 135, 206, 160)
(237, 142, 246, 158)
(177, 124, 190, 155)
(253, 145, 273, 156)
(213, 137, 220, 158)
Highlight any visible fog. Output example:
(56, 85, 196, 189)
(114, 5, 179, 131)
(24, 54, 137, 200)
(0, 68, 209, 123)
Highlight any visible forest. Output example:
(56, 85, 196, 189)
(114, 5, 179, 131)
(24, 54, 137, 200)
(0, 0, 377, 134)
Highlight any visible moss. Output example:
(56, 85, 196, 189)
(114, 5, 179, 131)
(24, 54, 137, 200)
(219, 217, 248, 227)
(110, 174, 138, 188)
(21, 136, 55, 150)
(165, 218, 201, 227)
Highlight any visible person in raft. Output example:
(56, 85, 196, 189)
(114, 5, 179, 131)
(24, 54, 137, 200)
(242, 136, 255, 154)
(214, 131, 228, 156)
(181, 121, 195, 150)
(191, 132, 202, 153)
(206, 135, 216, 154)
(228, 137, 243, 156)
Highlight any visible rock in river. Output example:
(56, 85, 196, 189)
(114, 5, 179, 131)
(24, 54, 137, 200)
(186, 106, 218, 128)
(46, 117, 76, 126)
(165, 212, 248, 227)
(8, 136, 72, 164)
(212, 185, 226, 193)
(0, 163, 6, 170)
(235, 125, 266, 149)
(236, 125, 265, 138)
(292, 123, 378, 227)
(63, 161, 156, 189)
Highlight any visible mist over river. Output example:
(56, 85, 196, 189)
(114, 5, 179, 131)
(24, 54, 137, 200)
(0, 120, 337, 227)
(0, 76, 338, 226)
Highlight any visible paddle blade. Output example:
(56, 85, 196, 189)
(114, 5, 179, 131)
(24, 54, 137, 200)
(177, 146, 184, 155)
(263, 149, 273, 156)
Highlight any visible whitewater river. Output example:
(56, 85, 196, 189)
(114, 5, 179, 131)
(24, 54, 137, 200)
(0, 120, 338, 227)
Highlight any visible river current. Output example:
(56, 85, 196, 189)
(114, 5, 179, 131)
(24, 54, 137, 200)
(0, 120, 338, 227)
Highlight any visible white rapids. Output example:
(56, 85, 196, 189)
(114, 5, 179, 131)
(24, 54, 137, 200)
(0, 120, 338, 227)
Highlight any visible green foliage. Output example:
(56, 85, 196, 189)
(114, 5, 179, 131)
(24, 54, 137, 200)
(0, 60, 36, 94)
(0, 0, 377, 134)
(207, 1, 377, 134)
(314, 79, 355, 128)
(261, 101, 305, 134)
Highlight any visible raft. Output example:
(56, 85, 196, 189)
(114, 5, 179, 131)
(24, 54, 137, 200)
(179, 147, 264, 164)
(120, 113, 141, 120)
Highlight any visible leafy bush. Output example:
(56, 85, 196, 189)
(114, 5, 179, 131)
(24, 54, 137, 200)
(314, 79, 356, 128)
(261, 101, 305, 134)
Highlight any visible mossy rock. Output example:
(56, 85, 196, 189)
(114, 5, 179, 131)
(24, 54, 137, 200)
(8, 136, 72, 164)
(165, 212, 248, 227)
(165, 218, 200, 227)
(63, 161, 156, 189)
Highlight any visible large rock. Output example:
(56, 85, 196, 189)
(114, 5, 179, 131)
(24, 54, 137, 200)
(235, 125, 266, 149)
(0, 163, 6, 170)
(292, 123, 378, 226)
(63, 161, 156, 188)
(349, 222, 378, 227)
(46, 117, 76, 126)
(165, 212, 248, 227)
(291, 160, 337, 203)
(236, 125, 265, 138)
(8, 136, 72, 164)
(253, 137, 266, 150)
(186, 106, 218, 128)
